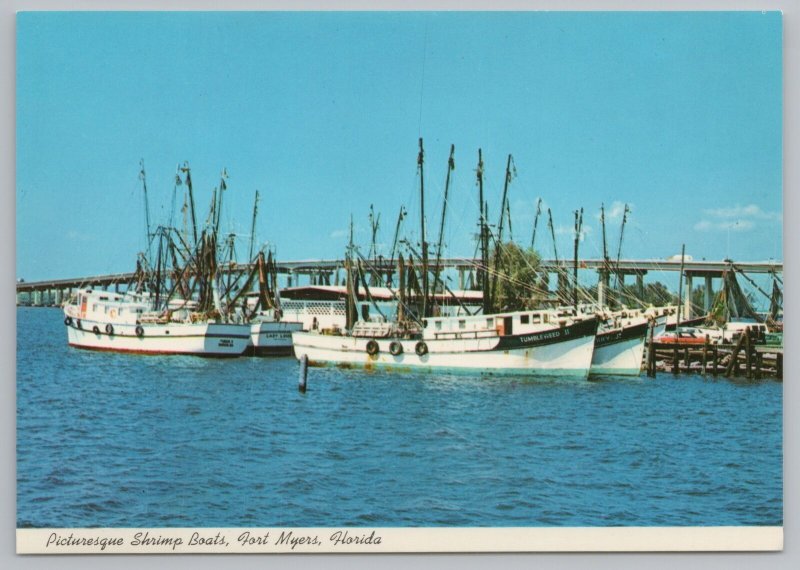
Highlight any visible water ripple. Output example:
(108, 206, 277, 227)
(16, 307, 783, 528)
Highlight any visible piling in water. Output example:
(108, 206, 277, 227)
(299, 354, 308, 393)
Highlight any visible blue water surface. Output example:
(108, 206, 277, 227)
(17, 307, 782, 527)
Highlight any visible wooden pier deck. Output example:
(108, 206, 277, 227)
(645, 329, 783, 380)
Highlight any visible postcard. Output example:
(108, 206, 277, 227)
(15, 9, 783, 553)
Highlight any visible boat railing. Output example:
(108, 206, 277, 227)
(429, 328, 497, 341)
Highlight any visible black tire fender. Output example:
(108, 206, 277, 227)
(415, 341, 428, 357)
(389, 341, 403, 356)
(366, 339, 379, 356)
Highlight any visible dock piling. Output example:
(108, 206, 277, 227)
(299, 354, 308, 393)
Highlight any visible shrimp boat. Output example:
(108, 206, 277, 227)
(293, 310, 598, 377)
(293, 141, 598, 377)
(225, 250, 304, 356)
(62, 163, 251, 357)
(556, 305, 650, 376)
(590, 310, 649, 376)
(63, 289, 250, 357)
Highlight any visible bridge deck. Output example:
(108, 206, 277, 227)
(16, 258, 783, 293)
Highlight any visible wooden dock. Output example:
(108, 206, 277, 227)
(644, 328, 782, 380)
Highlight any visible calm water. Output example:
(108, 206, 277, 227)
(17, 307, 783, 528)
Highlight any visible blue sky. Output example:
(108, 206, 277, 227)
(17, 11, 782, 284)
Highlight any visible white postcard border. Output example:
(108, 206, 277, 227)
(16, 526, 784, 554)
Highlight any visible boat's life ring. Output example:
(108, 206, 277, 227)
(92, 325, 100, 334)
(105, 324, 114, 335)
(135, 325, 144, 338)
(64, 316, 72, 326)
(415, 341, 428, 356)
(366, 340, 379, 356)
(389, 341, 403, 356)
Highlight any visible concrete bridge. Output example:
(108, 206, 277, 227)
(16, 257, 783, 317)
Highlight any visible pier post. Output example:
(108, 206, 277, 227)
(672, 347, 679, 375)
(704, 275, 713, 313)
(725, 334, 745, 378)
(744, 328, 753, 379)
(712, 346, 718, 376)
(298, 354, 308, 393)
(458, 268, 465, 291)
(777, 352, 783, 380)
(702, 335, 709, 377)
(646, 322, 656, 378)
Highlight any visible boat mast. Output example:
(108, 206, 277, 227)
(345, 215, 358, 330)
(573, 207, 583, 310)
(490, 154, 514, 310)
(433, 144, 455, 308)
(368, 204, 380, 285)
(214, 168, 228, 238)
(547, 208, 562, 303)
(418, 138, 429, 318)
(613, 203, 630, 292)
(477, 149, 489, 314)
(676, 243, 686, 326)
(179, 162, 199, 248)
(547, 208, 558, 263)
(248, 189, 260, 262)
(530, 198, 542, 250)
(139, 159, 153, 259)
(388, 206, 406, 286)
(600, 203, 610, 306)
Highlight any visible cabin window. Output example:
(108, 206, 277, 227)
(435, 321, 442, 331)
(92, 303, 98, 312)
(118, 308, 124, 316)
(543, 313, 549, 324)
(532, 314, 541, 324)
(458, 320, 466, 330)
(486, 318, 494, 328)
(99, 296, 108, 301)
(520, 314, 530, 324)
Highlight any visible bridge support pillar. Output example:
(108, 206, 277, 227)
(704, 276, 713, 313)
(287, 271, 293, 288)
(557, 272, 568, 302)
(636, 273, 645, 302)
(597, 271, 606, 307)
(684, 274, 693, 319)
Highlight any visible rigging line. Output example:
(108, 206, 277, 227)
(354, 249, 423, 327)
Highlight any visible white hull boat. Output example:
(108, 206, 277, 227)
(247, 318, 304, 356)
(63, 289, 250, 357)
(590, 318, 649, 376)
(293, 312, 598, 378)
